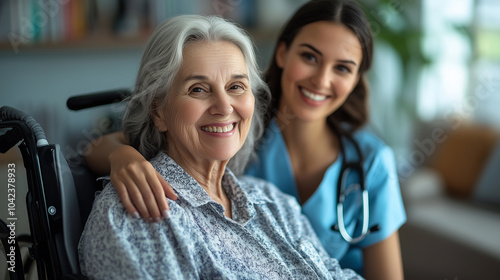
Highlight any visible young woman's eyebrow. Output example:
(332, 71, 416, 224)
(299, 43, 358, 66)
(300, 43, 323, 56)
(337, 59, 357, 66)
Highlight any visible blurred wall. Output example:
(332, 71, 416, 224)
(0, 47, 142, 150)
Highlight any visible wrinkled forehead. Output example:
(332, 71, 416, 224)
(177, 40, 249, 80)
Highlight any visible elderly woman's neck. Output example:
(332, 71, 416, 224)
(189, 161, 227, 197)
(175, 155, 233, 218)
(167, 151, 229, 200)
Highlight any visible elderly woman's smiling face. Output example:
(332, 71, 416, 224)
(154, 40, 254, 166)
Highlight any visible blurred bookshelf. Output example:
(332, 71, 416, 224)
(0, 0, 302, 53)
(1, 0, 295, 52)
(0, 0, 214, 52)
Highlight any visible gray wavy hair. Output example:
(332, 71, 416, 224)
(122, 15, 270, 175)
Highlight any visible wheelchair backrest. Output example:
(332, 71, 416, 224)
(1, 106, 101, 279)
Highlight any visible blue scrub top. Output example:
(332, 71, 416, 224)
(245, 119, 406, 275)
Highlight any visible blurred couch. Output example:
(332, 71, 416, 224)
(399, 121, 500, 280)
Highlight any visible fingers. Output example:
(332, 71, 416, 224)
(112, 168, 152, 221)
(111, 161, 171, 223)
(149, 172, 172, 219)
(159, 173, 177, 200)
(141, 167, 167, 221)
(113, 180, 141, 219)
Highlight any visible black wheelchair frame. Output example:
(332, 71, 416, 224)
(0, 89, 130, 280)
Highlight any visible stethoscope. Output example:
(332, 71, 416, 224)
(329, 122, 380, 244)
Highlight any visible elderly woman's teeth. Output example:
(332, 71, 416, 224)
(202, 123, 234, 133)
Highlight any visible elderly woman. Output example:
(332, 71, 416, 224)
(78, 15, 361, 280)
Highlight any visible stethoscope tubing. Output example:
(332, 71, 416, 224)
(331, 122, 379, 244)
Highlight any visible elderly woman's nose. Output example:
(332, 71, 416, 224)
(209, 91, 234, 115)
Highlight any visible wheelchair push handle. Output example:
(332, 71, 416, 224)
(66, 88, 131, 111)
(0, 106, 49, 148)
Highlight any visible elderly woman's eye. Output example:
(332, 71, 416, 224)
(229, 84, 245, 93)
(189, 87, 208, 96)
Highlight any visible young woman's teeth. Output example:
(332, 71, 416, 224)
(301, 88, 326, 101)
(202, 123, 234, 133)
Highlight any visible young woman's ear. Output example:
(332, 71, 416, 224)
(275, 42, 287, 69)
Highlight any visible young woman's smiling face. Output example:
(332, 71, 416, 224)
(153, 40, 254, 166)
(276, 21, 363, 123)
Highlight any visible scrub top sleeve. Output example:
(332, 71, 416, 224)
(358, 146, 406, 248)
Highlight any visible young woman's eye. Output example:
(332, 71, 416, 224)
(301, 52, 317, 63)
(336, 65, 352, 74)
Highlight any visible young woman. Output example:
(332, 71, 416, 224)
(84, 1, 405, 278)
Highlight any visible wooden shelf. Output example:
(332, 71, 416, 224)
(0, 31, 153, 52)
(1, 28, 278, 53)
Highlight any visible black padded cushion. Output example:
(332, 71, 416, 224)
(66, 155, 102, 227)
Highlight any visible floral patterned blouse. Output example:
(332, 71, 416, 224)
(78, 152, 362, 280)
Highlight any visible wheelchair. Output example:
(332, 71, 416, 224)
(0, 89, 130, 280)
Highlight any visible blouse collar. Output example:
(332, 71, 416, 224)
(149, 152, 272, 224)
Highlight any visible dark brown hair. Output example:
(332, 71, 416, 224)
(264, 0, 373, 132)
